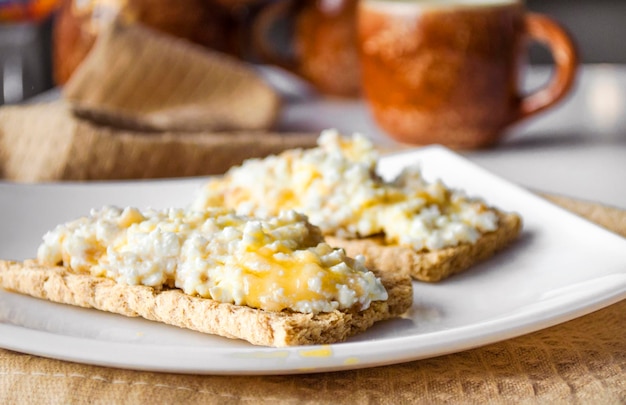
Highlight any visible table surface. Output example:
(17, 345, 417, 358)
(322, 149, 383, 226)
(274, 64, 626, 210)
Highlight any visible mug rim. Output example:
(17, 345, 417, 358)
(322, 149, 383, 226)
(361, 0, 524, 13)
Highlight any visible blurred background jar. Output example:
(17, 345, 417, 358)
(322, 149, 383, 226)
(0, 0, 58, 105)
(252, 0, 360, 98)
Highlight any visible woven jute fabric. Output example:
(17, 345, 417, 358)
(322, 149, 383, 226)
(0, 195, 624, 404)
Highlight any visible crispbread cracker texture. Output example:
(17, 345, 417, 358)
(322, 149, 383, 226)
(0, 260, 412, 347)
(326, 210, 522, 282)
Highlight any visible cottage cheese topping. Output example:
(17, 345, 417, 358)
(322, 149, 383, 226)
(191, 129, 498, 251)
(37, 206, 388, 313)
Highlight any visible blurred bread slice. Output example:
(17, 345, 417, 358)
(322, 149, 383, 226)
(53, 0, 258, 84)
(0, 102, 316, 182)
(63, 19, 280, 132)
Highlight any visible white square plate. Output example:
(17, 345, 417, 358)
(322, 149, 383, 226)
(0, 146, 624, 375)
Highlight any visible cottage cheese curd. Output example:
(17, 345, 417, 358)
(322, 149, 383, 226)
(37, 206, 388, 313)
(191, 129, 498, 251)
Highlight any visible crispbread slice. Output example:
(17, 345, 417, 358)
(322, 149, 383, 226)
(326, 210, 522, 282)
(0, 260, 412, 347)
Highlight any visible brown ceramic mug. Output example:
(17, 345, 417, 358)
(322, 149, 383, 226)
(252, 0, 361, 97)
(358, 0, 579, 148)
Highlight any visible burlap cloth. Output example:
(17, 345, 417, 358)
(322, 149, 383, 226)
(0, 194, 624, 404)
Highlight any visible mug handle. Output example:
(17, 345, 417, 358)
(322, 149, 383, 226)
(518, 13, 579, 121)
(251, 0, 300, 71)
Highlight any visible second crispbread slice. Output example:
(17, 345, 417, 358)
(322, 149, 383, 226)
(326, 210, 522, 282)
(0, 260, 412, 347)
